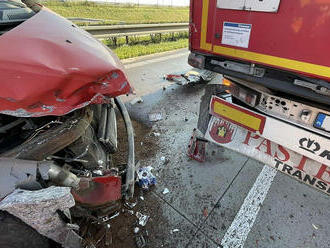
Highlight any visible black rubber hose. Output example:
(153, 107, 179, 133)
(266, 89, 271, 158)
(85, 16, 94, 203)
(115, 97, 135, 199)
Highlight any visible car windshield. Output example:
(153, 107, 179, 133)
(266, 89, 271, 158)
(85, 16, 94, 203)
(0, 0, 36, 35)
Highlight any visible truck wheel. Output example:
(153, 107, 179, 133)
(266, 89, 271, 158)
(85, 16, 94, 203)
(0, 211, 51, 248)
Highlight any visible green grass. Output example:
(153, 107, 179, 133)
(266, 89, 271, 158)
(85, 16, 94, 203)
(43, 1, 189, 25)
(112, 38, 188, 59)
(103, 32, 188, 59)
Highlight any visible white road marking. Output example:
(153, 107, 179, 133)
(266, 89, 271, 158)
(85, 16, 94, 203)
(221, 165, 277, 248)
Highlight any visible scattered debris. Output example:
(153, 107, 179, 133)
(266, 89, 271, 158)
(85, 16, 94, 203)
(160, 156, 170, 165)
(140, 196, 145, 201)
(127, 210, 135, 215)
(163, 74, 182, 83)
(312, 224, 319, 230)
(152, 132, 161, 137)
(183, 69, 216, 84)
(148, 112, 163, 122)
(203, 207, 208, 217)
(136, 212, 149, 226)
(162, 188, 170, 195)
(137, 166, 156, 189)
(101, 212, 120, 222)
(164, 69, 216, 85)
(130, 97, 144, 105)
(187, 128, 208, 162)
(125, 201, 138, 209)
(135, 234, 147, 248)
(170, 229, 180, 234)
(134, 227, 140, 234)
(104, 224, 112, 246)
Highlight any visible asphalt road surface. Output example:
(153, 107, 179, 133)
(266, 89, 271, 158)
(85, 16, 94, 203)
(120, 48, 330, 248)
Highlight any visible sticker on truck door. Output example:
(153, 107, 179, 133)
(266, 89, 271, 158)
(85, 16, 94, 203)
(221, 22, 252, 48)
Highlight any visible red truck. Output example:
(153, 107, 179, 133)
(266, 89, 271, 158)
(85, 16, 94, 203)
(188, 0, 330, 194)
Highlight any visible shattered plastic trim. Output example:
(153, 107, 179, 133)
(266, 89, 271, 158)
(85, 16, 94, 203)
(0, 187, 79, 247)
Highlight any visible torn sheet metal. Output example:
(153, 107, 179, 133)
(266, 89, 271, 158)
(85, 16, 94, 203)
(0, 187, 80, 247)
(205, 116, 330, 195)
(0, 158, 51, 199)
(0, 8, 132, 117)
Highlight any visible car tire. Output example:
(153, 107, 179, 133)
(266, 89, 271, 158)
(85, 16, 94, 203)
(0, 211, 51, 248)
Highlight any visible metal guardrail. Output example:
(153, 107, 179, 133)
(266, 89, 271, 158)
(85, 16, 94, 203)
(83, 23, 189, 39)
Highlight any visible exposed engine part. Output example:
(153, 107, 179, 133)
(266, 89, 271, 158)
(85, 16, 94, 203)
(48, 164, 80, 189)
(97, 101, 118, 154)
(67, 123, 109, 170)
(1, 108, 93, 160)
(0, 118, 27, 134)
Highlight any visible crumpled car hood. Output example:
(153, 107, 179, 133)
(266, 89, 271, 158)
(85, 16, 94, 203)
(0, 8, 132, 117)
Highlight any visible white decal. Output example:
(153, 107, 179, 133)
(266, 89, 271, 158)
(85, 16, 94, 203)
(221, 22, 252, 48)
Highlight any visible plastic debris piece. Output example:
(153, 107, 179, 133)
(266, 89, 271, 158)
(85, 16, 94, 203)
(312, 224, 319, 230)
(163, 74, 183, 84)
(127, 210, 135, 215)
(148, 112, 163, 122)
(105, 224, 112, 246)
(203, 207, 208, 217)
(135, 234, 146, 248)
(125, 201, 137, 209)
(152, 132, 161, 137)
(164, 69, 216, 85)
(134, 227, 140, 234)
(101, 212, 120, 222)
(170, 229, 180, 234)
(162, 188, 170, 195)
(137, 166, 156, 190)
(140, 196, 144, 201)
(160, 156, 166, 162)
(136, 212, 149, 226)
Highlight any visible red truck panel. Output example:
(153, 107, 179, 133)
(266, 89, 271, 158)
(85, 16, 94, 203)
(190, 0, 330, 81)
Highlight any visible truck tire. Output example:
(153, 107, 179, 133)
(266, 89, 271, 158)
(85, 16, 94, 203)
(0, 211, 51, 248)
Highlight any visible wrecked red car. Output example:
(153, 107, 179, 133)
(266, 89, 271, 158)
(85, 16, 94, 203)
(0, 1, 135, 247)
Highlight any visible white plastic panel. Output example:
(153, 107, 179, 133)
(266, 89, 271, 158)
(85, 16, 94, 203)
(245, 0, 281, 12)
(217, 0, 281, 12)
(217, 0, 245, 10)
